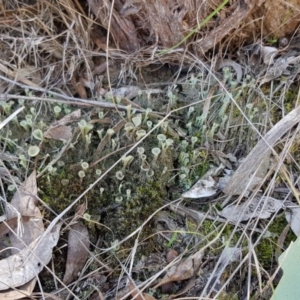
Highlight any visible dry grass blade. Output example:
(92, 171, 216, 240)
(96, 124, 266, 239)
(0, 106, 24, 130)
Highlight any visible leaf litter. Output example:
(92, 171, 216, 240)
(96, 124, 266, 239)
(0, 171, 62, 294)
(219, 196, 283, 223)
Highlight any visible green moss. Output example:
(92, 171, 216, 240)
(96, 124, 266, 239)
(103, 179, 165, 253)
(256, 215, 295, 268)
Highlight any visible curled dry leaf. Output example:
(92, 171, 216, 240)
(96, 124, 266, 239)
(183, 164, 225, 199)
(182, 176, 218, 198)
(261, 46, 278, 65)
(0, 222, 62, 291)
(220, 196, 283, 223)
(15, 65, 42, 85)
(71, 75, 87, 99)
(92, 61, 113, 76)
(63, 222, 90, 285)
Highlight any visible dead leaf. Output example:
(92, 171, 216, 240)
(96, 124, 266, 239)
(220, 196, 283, 222)
(92, 61, 113, 75)
(106, 86, 141, 100)
(44, 109, 81, 141)
(0, 216, 30, 237)
(182, 165, 224, 199)
(0, 279, 36, 299)
(52, 109, 81, 126)
(0, 222, 62, 290)
(154, 249, 204, 289)
(63, 222, 90, 285)
(129, 280, 157, 300)
(6, 170, 44, 254)
(0, 171, 49, 294)
(15, 65, 42, 85)
(71, 75, 87, 99)
(182, 176, 218, 198)
(44, 125, 72, 141)
(261, 46, 278, 64)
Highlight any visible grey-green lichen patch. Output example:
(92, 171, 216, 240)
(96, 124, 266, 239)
(2, 66, 291, 286)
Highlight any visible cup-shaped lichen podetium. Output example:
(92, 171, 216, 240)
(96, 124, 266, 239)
(32, 129, 44, 141)
(28, 145, 40, 157)
(151, 147, 161, 165)
(136, 129, 146, 141)
(78, 170, 85, 183)
(78, 119, 94, 139)
(115, 170, 124, 180)
(81, 162, 89, 171)
(121, 155, 134, 169)
(157, 133, 166, 148)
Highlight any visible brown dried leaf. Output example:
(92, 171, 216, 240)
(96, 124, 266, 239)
(0, 216, 30, 237)
(6, 171, 44, 254)
(0, 222, 62, 290)
(71, 75, 87, 99)
(53, 109, 81, 126)
(92, 61, 113, 76)
(0, 279, 36, 299)
(15, 65, 42, 85)
(44, 125, 72, 141)
(63, 222, 90, 285)
(154, 249, 204, 289)
(88, 0, 139, 52)
(129, 281, 157, 300)
(44, 109, 81, 141)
